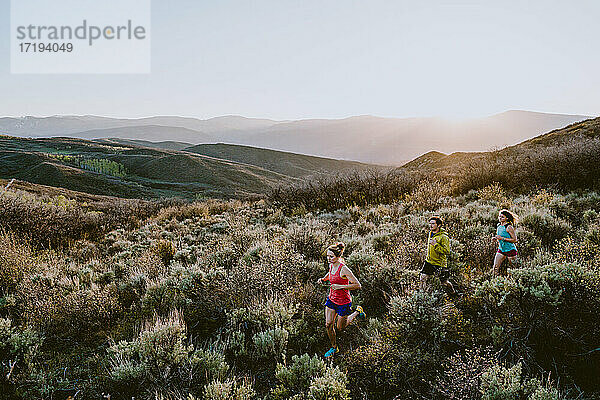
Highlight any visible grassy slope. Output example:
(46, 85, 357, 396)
(400, 116, 600, 171)
(0, 136, 297, 199)
(184, 143, 385, 178)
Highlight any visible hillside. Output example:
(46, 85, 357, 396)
(0, 136, 296, 199)
(0, 136, 384, 200)
(1, 183, 599, 399)
(2, 118, 600, 400)
(401, 117, 600, 171)
(272, 116, 600, 212)
(184, 143, 384, 178)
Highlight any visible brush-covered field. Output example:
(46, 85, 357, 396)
(1, 180, 599, 400)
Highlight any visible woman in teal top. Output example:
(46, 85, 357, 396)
(492, 209, 518, 276)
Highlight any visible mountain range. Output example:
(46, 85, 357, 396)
(0, 110, 589, 165)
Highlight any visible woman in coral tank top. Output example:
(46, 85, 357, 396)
(317, 242, 366, 358)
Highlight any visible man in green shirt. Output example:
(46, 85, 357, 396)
(419, 216, 456, 294)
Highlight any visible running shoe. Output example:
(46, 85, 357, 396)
(356, 305, 366, 320)
(324, 347, 339, 358)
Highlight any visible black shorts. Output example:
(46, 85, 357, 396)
(421, 261, 450, 282)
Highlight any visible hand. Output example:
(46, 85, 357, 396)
(495, 235, 504, 241)
(317, 277, 328, 285)
(429, 238, 437, 246)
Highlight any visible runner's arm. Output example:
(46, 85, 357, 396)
(433, 235, 451, 255)
(318, 271, 330, 283)
(504, 225, 517, 243)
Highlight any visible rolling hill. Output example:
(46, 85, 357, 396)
(0, 136, 383, 200)
(0, 136, 296, 199)
(183, 143, 383, 178)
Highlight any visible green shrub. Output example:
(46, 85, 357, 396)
(471, 264, 600, 391)
(388, 290, 446, 345)
(19, 276, 122, 342)
(345, 249, 377, 272)
(252, 327, 289, 361)
(308, 365, 350, 400)
(521, 212, 571, 247)
(272, 353, 325, 398)
(141, 265, 227, 338)
(549, 192, 600, 227)
(515, 230, 542, 260)
(0, 230, 34, 294)
(203, 378, 256, 400)
(435, 347, 498, 400)
(152, 239, 177, 265)
(287, 224, 327, 261)
(346, 291, 449, 398)
(481, 362, 524, 400)
(480, 362, 561, 400)
(107, 311, 228, 398)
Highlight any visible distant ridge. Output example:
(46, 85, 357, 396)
(96, 138, 194, 151)
(73, 125, 214, 144)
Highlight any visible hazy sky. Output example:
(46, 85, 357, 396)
(1, 0, 599, 119)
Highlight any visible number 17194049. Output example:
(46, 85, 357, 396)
(19, 43, 73, 52)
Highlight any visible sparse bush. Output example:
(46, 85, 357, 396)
(272, 353, 325, 398)
(0, 230, 34, 294)
(521, 212, 571, 247)
(152, 239, 177, 265)
(435, 347, 498, 400)
(203, 378, 256, 400)
(269, 169, 418, 212)
(287, 224, 328, 261)
(405, 180, 452, 211)
(478, 182, 509, 205)
(108, 311, 228, 398)
(308, 365, 350, 400)
(531, 189, 554, 206)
